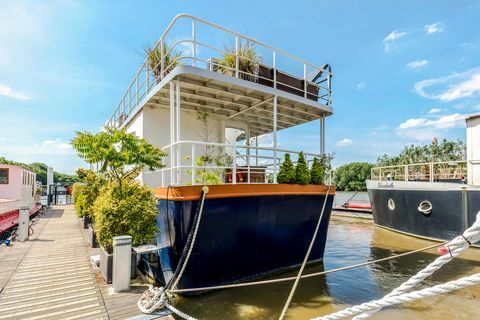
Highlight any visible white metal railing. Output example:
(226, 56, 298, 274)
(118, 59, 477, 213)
(144, 140, 320, 187)
(371, 160, 468, 182)
(107, 14, 333, 129)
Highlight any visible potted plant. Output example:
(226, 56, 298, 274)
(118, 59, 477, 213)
(94, 180, 158, 283)
(72, 127, 166, 283)
(216, 43, 261, 82)
(145, 42, 182, 81)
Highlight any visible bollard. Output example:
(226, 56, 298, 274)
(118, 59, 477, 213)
(18, 205, 30, 242)
(112, 235, 132, 292)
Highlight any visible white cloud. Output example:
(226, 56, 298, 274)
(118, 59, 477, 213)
(425, 22, 444, 34)
(336, 138, 353, 147)
(383, 30, 407, 51)
(356, 81, 366, 91)
(42, 139, 71, 150)
(407, 59, 429, 70)
(396, 113, 466, 140)
(427, 108, 442, 114)
(414, 68, 480, 102)
(0, 84, 29, 100)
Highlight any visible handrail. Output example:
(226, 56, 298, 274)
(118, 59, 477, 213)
(107, 14, 333, 129)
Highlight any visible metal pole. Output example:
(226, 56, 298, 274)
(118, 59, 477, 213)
(320, 116, 325, 154)
(170, 81, 174, 185)
(192, 19, 197, 67)
(176, 81, 181, 184)
(273, 96, 278, 184)
(255, 136, 259, 166)
(233, 144, 237, 184)
(160, 41, 165, 78)
(273, 50, 277, 89)
(303, 64, 307, 99)
(191, 144, 196, 185)
(235, 36, 239, 78)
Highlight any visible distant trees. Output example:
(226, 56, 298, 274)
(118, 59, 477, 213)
(377, 138, 465, 166)
(334, 162, 374, 191)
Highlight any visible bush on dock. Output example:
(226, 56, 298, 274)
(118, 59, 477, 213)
(295, 152, 311, 185)
(277, 153, 296, 184)
(72, 169, 106, 219)
(93, 179, 158, 252)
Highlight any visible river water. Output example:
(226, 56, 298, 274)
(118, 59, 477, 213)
(174, 192, 480, 319)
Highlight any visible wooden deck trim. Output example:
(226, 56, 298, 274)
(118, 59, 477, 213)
(154, 184, 336, 201)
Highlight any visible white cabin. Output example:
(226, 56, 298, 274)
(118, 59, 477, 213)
(0, 164, 37, 213)
(107, 14, 333, 187)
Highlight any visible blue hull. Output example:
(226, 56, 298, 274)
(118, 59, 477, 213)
(148, 193, 334, 291)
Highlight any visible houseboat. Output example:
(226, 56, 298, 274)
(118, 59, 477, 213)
(367, 113, 480, 242)
(107, 14, 335, 290)
(0, 164, 42, 236)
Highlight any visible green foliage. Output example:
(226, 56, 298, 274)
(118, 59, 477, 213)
(71, 127, 166, 188)
(377, 138, 465, 166)
(277, 153, 296, 184)
(334, 162, 374, 191)
(0, 157, 79, 185)
(93, 180, 158, 252)
(310, 157, 325, 184)
(73, 169, 106, 219)
(295, 152, 311, 185)
(145, 42, 182, 79)
(217, 43, 261, 81)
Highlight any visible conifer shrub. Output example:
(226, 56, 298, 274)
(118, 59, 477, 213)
(93, 179, 158, 252)
(277, 153, 296, 184)
(295, 152, 311, 185)
(310, 157, 325, 185)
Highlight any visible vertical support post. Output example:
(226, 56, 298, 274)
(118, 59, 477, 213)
(160, 41, 165, 78)
(170, 81, 175, 185)
(319, 116, 325, 154)
(146, 64, 150, 92)
(176, 81, 181, 184)
(192, 19, 197, 67)
(191, 144, 196, 185)
(247, 125, 251, 184)
(430, 162, 434, 182)
(273, 50, 277, 89)
(404, 165, 408, 181)
(18, 205, 30, 242)
(235, 36, 239, 78)
(255, 136, 259, 166)
(233, 144, 237, 184)
(327, 73, 332, 105)
(112, 235, 132, 292)
(136, 76, 139, 106)
(303, 64, 307, 99)
(273, 96, 278, 184)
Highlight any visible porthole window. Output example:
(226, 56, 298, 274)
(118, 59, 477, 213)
(387, 198, 395, 211)
(418, 200, 432, 215)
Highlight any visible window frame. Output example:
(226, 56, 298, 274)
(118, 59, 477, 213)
(0, 168, 9, 185)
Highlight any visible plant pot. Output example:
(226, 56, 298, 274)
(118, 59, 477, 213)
(87, 225, 98, 248)
(258, 64, 273, 87)
(99, 246, 137, 284)
(82, 216, 92, 229)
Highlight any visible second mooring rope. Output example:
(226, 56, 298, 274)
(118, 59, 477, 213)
(313, 211, 480, 320)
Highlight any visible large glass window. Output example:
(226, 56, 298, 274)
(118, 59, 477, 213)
(0, 168, 9, 184)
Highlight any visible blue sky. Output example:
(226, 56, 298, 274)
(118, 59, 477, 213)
(1, 1, 480, 174)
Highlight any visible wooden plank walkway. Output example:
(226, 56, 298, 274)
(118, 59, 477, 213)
(0, 206, 173, 320)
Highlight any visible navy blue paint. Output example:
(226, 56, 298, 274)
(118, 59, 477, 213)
(151, 194, 334, 290)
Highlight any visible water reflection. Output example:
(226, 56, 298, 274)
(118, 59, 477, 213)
(174, 216, 480, 319)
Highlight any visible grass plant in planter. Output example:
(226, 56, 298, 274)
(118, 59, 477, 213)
(145, 43, 182, 81)
(216, 43, 261, 82)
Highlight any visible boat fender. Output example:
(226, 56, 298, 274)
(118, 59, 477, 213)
(418, 200, 432, 215)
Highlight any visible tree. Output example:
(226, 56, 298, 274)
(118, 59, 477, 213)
(310, 157, 325, 184)
(334, 162, 374, 191)
(295, 152, 311, 185)
(377, 138, 465, 166)
(277, 153, 296, 184)
(71, 127, 167, 190)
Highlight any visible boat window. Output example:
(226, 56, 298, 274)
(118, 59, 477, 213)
(0, 168, 8, 184)
(387, 198, 395, 211)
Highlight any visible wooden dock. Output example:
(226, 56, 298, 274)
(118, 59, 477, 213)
(0, 206, 173, 320)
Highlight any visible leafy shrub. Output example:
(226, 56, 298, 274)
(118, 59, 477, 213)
(75, 193, 86, 218)
(277, 153, 296, 184)
(93, 180, 158, 252)
(145, 43, 182, 80)
(334, 162, 374, 191)
(72, 183, 85, 204)
(310, 157, 325, 185)
(73, 169, 106, 219)
(295, 152, 311, 185)
(217, 43, 261, 81)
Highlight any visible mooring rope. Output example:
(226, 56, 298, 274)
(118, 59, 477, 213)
(313, 211, 480, 320)
(278, 185, 331, 320)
